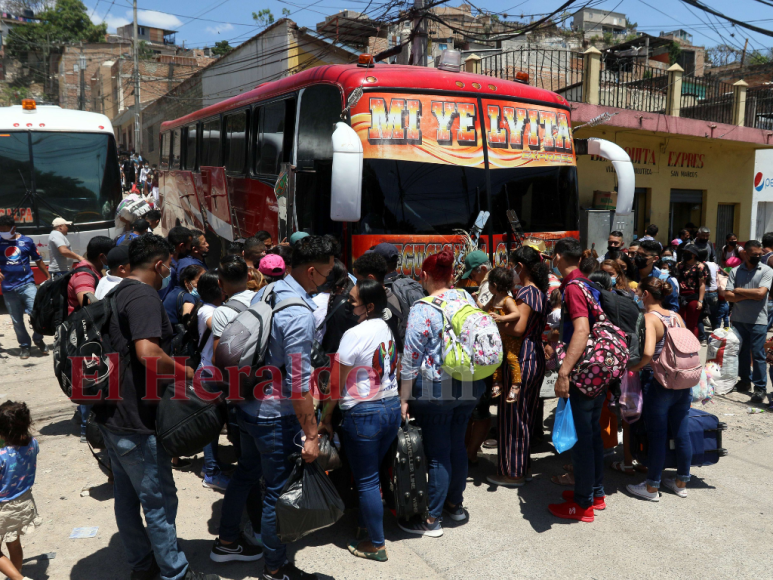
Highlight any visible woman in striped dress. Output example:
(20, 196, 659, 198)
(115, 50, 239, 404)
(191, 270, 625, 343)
(488, 245, 549, 487)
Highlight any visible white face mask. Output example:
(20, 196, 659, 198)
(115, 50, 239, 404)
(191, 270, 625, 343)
(0, 230, 14, 240)
(512, 265, 522, 287)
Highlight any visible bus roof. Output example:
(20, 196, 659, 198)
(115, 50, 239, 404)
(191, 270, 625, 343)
(161, 63, 571, 132)
(0, 104, 114, 134)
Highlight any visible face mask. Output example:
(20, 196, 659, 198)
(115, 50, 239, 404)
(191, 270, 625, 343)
(749, 256, 762, 266)
(634, 294, 644, 309)
(610, 276, 617, 286)
(696, 239, 707, 246)
(158, 263, 171, 290)
(345, 300, 356, 318)
(634, 254, 649, 269)
(661, 256, 676, 263)
(727, 241, 737, 247)
(189, 288, 199, 298)
(607, 244, 620, 253)
(512, 265, 522, 287)
(0, 230, 14, 240)
(682, 253, 693, 263)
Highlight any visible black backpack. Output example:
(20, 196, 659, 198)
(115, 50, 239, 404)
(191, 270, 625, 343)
(385, 274, 426, 339)
(30, 266, 99, 336)
(585, 280, 645, 369)
(170, 291, 204, 367)
(52, 280, 139, 404)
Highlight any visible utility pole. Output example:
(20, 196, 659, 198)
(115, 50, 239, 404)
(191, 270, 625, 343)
(78, 44, 86, 111)
(411, 0, 427, 67)
(133, 0, 142, 153)
(740, 37, 749, 68)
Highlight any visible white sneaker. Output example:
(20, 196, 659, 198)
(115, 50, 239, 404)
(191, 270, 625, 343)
(627, 481, 659, 502)
(663, 478, 688, 498)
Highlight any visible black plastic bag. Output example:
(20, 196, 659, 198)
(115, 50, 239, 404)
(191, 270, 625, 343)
(276, 455, 345, 543)
(316, 434, 342, 472)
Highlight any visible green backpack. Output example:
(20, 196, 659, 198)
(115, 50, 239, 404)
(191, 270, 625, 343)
(420, 295, 504, 381)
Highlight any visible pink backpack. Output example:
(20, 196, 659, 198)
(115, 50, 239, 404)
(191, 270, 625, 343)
(651, 313, 702, 390)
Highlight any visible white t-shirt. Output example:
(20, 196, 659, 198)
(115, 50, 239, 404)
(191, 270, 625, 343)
(197, 303, 217, 369)
(706, 262, 719, 292)
(95, 274, 124, 300)
(48, 230, 71, 273)
(211, 290, 256, 338)
(336, 319, 398, 410)
(312, 292, 330, 344)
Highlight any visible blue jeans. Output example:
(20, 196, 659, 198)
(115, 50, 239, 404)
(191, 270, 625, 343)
(79, 404, 92, 437)
(569, 386, 606, 509)
(641, 371, 692, 487)
(714, 300, 729, 330)
(410, 398, 478, 519)
(733, 322, 768, 394)
(100, 428, 188, 580)
(3, 282, 42, 348)
(218, 410, 301, 571)
(768, 301, 773, 332)
(339, 397, 401, 547)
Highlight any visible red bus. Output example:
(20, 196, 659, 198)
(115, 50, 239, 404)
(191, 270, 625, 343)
(158, 58, 592, 273)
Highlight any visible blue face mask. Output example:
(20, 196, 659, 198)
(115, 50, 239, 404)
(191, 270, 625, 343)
(662, 256, 676, 263)
(634, 294, 644, 309)
(610, 276, 617, 286)
(190, 287, 199, 298)
(158, 263, 171, 290)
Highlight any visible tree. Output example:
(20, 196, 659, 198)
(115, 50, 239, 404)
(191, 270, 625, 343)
(282, 8, 290, 17)
(668, 41, 681, 65)
(6, 0, 108, 95)
(748, 50, 772, 66)
(138, 40, 155, 60)
(211, 40, 233, 57)
(252, 8, 274, 27)
(706, 44, 742, 67)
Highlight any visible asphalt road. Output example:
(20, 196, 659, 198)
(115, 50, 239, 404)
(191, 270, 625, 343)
(1, 310, 771, 580)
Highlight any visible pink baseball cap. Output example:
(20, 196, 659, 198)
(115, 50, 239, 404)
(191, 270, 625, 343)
(259, 254, 285, 276)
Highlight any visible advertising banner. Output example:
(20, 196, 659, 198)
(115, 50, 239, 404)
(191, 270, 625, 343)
(351, 92, 575, 169)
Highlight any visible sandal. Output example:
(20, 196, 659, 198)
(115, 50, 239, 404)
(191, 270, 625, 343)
(491, 384, 503, 398)
(633, 461, 648, 473)
(563, 464, 574, 473)
(506, 385, 521, 404)
(551, 472, 575, 486)
(611, 461, 636, 475)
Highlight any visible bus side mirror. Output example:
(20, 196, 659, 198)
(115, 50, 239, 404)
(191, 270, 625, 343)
(330, 122, 363, 222)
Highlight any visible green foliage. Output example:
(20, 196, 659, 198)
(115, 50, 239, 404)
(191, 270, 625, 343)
(138, 40, 155, 61)
(6, 0, 107, 58)
(0, 85, 32, 107)
(602, 32, 614, 45)
(282, 8, 291, 17)
(252, 8, 274, 27)
(624, 32, 639, 42)
(211, 40, 233, 57)
(490, 14, 500, 23)
(748, 50, 772, 66)
(668, 41, 681, 65)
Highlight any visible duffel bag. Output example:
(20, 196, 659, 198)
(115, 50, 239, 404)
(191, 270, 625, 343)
(156, 383, 227, 457)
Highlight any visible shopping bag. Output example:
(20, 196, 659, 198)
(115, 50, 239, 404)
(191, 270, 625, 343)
(552, 398, 578, 454)
(276, 455, 345, 543)
(619, 370, 643, 424)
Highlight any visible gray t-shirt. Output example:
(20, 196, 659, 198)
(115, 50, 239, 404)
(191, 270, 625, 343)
(726, 262, 773, 325)
(211, 290, 256, 338)
(48, 230, 71, 273)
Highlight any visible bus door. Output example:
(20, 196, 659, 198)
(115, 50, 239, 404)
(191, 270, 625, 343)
(177, 124, 205, 231)
(200, 117, 234, 241)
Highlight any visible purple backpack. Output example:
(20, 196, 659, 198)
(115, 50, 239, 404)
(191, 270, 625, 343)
(563, 280, 629, 398)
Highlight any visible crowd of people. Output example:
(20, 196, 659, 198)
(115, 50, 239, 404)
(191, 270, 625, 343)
(0, 213, 771, 580)
(120, 151, 160, 205)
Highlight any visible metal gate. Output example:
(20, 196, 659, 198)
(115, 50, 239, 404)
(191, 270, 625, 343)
(716, 204, 735, 246)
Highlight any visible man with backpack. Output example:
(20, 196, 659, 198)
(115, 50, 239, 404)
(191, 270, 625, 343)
(549, 237, 608, 523)
(723, 240, 773, 405)
(178, 229, 210, 272)
(372, 242, 425, 318)
(211, 236, 334, 580)
(0, 215, 49, 359)
(159, 226, 193, 301)
(92, 234, 218, 580)
(66, 236, 114, 316)
(352, 252, 404, 350)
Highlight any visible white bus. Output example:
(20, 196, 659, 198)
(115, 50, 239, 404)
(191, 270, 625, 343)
(0, 100, 122, 285)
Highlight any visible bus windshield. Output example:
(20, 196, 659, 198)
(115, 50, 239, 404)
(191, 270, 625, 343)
(0, 131, 120, 230)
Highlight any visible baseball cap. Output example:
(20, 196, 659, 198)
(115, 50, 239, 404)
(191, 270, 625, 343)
(671, 238, 683, 246)
(52, 217, 72, 227)
(259, 254, 286, 277)
(461, 250, 488, 279)
(106, 245, 130, 271)
(289, 231, 310, 246)
(366, 242, 399, 262)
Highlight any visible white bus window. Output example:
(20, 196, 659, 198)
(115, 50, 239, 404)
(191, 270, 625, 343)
(171, 128, 181, 169)
(185, 124, 197, 170)
(258, 101, 286, 176)
(0, 133, 34, 221)
(201, 118, 221, 167)
(224, 111, 248, 174)
(160, 132, 170, 169)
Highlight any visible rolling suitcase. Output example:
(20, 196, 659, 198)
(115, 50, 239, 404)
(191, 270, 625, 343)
(631, 407, 728, 468)
(388, 421, 429, 521)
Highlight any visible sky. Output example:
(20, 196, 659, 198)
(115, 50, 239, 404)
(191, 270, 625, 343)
(84, 0, 773, 54)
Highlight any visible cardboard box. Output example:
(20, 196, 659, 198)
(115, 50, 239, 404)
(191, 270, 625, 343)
(593, 190, 618, 210)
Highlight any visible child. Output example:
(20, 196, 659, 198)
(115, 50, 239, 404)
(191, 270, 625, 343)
(0, 401, 40, 580)
(482, 267, 522, 403)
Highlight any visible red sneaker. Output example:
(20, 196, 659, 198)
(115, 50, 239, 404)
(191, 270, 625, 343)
(548, 500, 595, 522)
(561, 490, 606, 510)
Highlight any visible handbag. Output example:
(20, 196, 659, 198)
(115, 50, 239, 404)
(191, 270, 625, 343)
(156, 383, 227, 457)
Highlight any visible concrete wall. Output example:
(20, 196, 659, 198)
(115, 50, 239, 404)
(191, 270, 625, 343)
(575, 126, 759, 244)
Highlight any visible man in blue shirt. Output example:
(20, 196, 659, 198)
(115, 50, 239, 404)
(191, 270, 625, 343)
(211, 236, 334, 580)
(158, 226, 192, 300)
(0, 215, 49, 358)
(116, 218, 149, 246)
(634, 240, 680, 312)
(177, 229, 209, 272)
